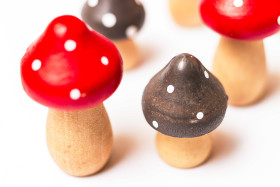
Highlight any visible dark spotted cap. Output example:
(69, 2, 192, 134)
(81, 0, 145, 40)
(142, 53, 228, 138)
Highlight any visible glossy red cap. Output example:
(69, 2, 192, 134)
(21, 15, 123, 110)
(200, 0, 280, 40)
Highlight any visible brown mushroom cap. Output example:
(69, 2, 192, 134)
(81, 0, 145, 40)
(142, 53, 228, 138)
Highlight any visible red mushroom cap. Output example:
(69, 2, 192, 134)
(21, 15, 123, 110)
(200, 0, 280, 40)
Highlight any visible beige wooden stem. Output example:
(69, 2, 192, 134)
(156, 132, 212, 168)
(113, 39, 139, 71)
(46, 103, 113, 177)
(169, 0, 202, 27)
(213, 37, 267, 106)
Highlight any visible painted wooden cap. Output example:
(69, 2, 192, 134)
(81, 0, 145, 40)
(21, 15, 123, 110)
(200, 0, 280, 40)
(142, 53, 228, 138)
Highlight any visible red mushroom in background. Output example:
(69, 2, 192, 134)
(21, 15, 123, 176)
(200, 0, 280, 106)
(169, 0, 202, 27)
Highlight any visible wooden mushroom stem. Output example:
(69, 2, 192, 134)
(212, 37, 267, 106)
(46, 103, 113, 177)
(113, 39, 139, 71)
(169, 0, 202, 27)
(156, 132, 212, 168)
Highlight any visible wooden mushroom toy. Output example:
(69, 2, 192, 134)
(20, 15, 123, 176)
(169, 0, 202, 27)
(142, 53, 228, 168)
(200, 0, 280, 106)
(81, 0, 145, 71)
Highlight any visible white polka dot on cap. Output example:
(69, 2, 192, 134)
(70, 89, 81, 100)
(152, 121, 159, 128)
(167, 85, 174, 93)
(135, 0, 142, 5)
(32, 59, 41, 71)
(54, 23, 67, 37)
(101, 56, 109, 65)
(233, 0, 243, 7)
(102, 13, 117, 28)
(87, 0, 98, 7)
(204, 71, 209, 79)
(64, 40, 77, 51)
(196, 112, 204, 120)
(126, 25, 138, 38)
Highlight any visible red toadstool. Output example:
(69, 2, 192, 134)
(21, 15, 123, 176)
(200, 0, 280, 106)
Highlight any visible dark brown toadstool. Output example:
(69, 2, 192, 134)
(142, 53, 228, 168)
(81, 0, 145, 71)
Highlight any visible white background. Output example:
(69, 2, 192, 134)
(1, 0, 280, 186)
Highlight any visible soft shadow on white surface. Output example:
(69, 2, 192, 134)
(102, 133, 139, 173)
(1, 0, 280, 186)
(263, 72, 280, 100)
(138, 43, 159, 68)
(210, 130, 238, 163)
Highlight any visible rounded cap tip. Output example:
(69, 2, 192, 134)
(142, 53, 228, 138)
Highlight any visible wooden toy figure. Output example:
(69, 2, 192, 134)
(20, 15, 123, 176)
(142, 53, 228, 168)
(169, 0, 202, 27)
(82, 0, 145, 71)
(200, 0, 280, 106)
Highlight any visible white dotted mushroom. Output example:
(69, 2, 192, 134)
(21, 15, 124, 176)
(167, 85, 175, 93)
(204, 71, 209, 79)
(102, 13, 117, 28)
(87, 0, 99, 7)
(70, 89, 81, 100)
(82, 0, 145, 40)
(64, 40, 77, 51)
(233, 0, 243, 8)
(101, 56, 109, 65)
(152, 121, 159, 128)
(32, 59, 42, 71)
(196, 112, 204, 120)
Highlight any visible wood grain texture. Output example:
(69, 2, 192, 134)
(213, 37, 267, 106)
(46, 103, 113, 177)
(156, 132, 212, 168)
(169, 0, 202, 27)
(113, 39, 139, 71)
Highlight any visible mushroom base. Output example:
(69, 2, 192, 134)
(169, 0, 202, 27)
(213, 37, 267, 106)
(46, 103, 113, 177)
(113, 39, 139, 71)
(156, 132, 212, 168)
